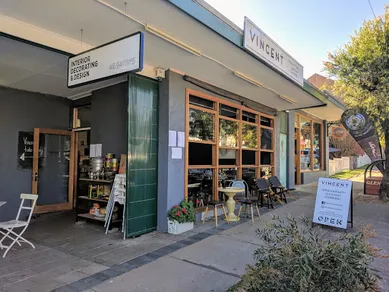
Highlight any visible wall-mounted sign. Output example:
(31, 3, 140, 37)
(313, 178, 352, 230)
(243, 17, 304, 86)
(17, 132, 44, 169)
(67, 32, 144, 88)
(331, 126, 347, 139)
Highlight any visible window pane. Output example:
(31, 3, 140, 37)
(260, 166, 273, 178)
(260, 152, 272, 165)
(242, 168, 256, 191)
(242, 111, 257, 123)
(188, 169, 213, 207)
(219, 104, 238, 119)
(189, 108, 215, 141)
(189, 95, 214, 109)
(219, 119, 238, 147)
(260, 116, 273, 127)
(314, 123, 322, 170)
(242, 124, 258, 149)
(189, 143, 213, 165)
(242, 150, 256, 165)
(261, 128, 273, 149)
(219, 149, 237, 165)
(300, 117, 312, 170)
(218, 168, 237, 181)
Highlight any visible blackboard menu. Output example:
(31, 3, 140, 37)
(17, 131, 44, 169)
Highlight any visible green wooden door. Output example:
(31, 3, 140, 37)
(125, 75, 159, 238)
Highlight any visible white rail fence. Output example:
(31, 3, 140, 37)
(329, 154, 371, 176)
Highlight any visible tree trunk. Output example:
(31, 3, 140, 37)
(380, 134, 389, 201)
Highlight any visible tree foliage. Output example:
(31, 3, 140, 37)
(231, 215, 380, 292)
(324, 6, 389, 200)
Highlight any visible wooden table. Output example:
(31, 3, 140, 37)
(218, 187, 244, 222)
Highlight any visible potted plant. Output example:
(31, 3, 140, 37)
(168, 200, 196, 234)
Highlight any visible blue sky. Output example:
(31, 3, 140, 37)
(205, 0, 387, 78)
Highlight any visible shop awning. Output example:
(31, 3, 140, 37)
(1, 0, 325, 111)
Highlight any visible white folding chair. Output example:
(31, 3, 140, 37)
(0, 193, 38, 258)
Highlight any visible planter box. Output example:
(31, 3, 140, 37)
(168, 220, 194, 235)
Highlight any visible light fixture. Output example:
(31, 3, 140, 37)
(233, 71, 264, 87)
(279, 94, 298, 105)
(145, 24, 201, 56)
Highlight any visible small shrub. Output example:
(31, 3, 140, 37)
(168, 200, 196, 223)
(233, 215, 380, 292)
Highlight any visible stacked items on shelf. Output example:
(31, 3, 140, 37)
(76, 153, 125, 228)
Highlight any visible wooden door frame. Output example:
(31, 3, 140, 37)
(32, 128, 75, 214)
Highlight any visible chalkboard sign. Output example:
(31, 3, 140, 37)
(17, 132, 44, 169)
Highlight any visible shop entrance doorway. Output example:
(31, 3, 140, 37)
(32, 128, 75, 214)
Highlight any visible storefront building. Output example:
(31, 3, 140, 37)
(0, 0, 344, 236)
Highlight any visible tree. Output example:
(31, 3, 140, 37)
(324, 6, 389, 201)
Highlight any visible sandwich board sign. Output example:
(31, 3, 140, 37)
(312, 178, 353, 230)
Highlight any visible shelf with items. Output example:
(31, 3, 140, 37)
(77, 213, 122, 223)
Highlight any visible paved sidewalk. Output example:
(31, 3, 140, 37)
(75, 185, 389, 292)
(1, 185, 388, 292)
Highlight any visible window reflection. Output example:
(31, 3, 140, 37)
(188, 169, 213, 207)
(219, 149, 237, 165)
(242, 168, 256, 192)
(219, 119, 238, 147)
(314, 123, 321, 170)
(260, 166, 273, 178)
(189, 108, 215, 141)
(260, 128, 273, 149)
(242, 124, 258, 149)
(300, 118, 311, 170)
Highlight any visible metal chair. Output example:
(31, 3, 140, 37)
(0, 194, 38, 258)
(268, 176, 296, 202)
(232, 180, 261, 225)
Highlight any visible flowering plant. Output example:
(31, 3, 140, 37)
(168, 200, 196, 223)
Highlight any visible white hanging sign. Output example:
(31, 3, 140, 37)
(67, 32, 144, 88)
(243, 17, 304, 86)
(312, 178, 352, 229)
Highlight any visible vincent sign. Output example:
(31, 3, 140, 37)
(243, 17, 304, 86)
(67, 32, 144, 88)
(313, 178, 352, 229)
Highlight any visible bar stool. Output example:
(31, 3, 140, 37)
(202, 201, 229, 227)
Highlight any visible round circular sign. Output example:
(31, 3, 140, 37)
(345, 113, 366, 131)
(332, 126, 347, 139)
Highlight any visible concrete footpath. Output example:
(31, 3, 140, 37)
(85, 183, 389, 292)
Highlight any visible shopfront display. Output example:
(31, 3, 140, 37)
(185, 89, 275, 208)
(295, 113, 325, 185)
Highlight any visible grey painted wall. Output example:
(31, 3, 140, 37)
(275, 116, 281, 179)
(90, 82, 128, 157)
(0, 86, 70, 221)
(287, 112, 296, 188)
(157, 75, 169, 232)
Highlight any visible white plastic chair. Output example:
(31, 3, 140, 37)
(0, 193, 38, 258)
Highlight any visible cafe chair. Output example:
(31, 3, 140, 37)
(202, 201, 229, 227)
(232, 180, 261, 225)
(268, 176, 296, 202)
(255, 178, 275, 209)
(0, 194, 38, 258)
